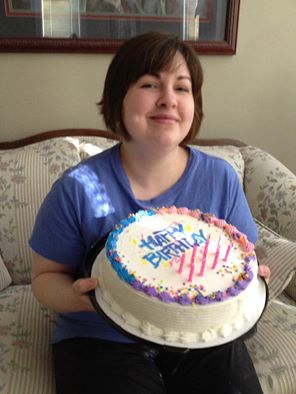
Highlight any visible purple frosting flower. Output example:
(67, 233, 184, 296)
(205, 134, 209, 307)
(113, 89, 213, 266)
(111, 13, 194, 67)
(214, 291, 225, 301)
(237, 280, 249, 290)
(246, 271, 254, 281)
(245, 255, 255, 263)
(195, 295, 211, 305)
(132, 280, 144, 291)
(144, 286, 158, 298)
(178, 294, 192, 305)
(227, 287, 240, 297)
(158, 291, 174, 303)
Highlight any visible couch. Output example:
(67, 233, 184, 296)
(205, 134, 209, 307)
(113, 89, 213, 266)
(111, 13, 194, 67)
(0, 129, 295, 394)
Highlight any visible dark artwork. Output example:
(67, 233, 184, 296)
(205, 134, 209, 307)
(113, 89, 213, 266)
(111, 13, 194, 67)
(1, 0, 227, 41)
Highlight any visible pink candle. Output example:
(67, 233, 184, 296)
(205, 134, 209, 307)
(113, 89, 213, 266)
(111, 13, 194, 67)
(223, 242, 233, 262)
(178, 253, 186, 274)
(188, 262, 195, 282)
(198, 257, 206, 277)
(190, 244, 198, 266)
(187, 244, 198, 281)
(204, 234, 211, 253)
(198, 235, 210, 276)
(212, 236, 221, 269)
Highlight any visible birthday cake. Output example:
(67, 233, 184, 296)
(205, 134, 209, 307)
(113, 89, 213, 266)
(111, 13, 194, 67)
(94, 206, 265, 346)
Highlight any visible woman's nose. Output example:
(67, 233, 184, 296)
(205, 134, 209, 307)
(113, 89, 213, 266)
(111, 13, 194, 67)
(156, 88, 177, 108)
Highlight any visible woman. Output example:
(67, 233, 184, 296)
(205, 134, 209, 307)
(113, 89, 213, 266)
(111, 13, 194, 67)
(30, 31, 270, 394)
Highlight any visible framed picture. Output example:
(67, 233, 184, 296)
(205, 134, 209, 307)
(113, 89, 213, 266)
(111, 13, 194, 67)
(0, 0, 240, 55)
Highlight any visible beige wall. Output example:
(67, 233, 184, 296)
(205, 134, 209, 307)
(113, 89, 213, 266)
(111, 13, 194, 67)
(0, 0, 295, 173)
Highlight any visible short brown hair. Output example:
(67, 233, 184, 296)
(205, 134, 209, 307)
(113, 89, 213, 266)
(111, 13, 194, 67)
(99, 31, 204, 144)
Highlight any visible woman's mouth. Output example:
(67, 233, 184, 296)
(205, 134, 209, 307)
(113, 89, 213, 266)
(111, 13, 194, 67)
(150, 114, 179, 123)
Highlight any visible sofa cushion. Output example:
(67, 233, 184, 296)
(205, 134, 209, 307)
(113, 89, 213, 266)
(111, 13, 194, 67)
(0, 285, 55, 393)
(284, 274, 296, 302)
(0, 138, 81, 284)
(0, 253, 11, 291)
(255, 219, 296, 300)
(247, 297, 296, 394)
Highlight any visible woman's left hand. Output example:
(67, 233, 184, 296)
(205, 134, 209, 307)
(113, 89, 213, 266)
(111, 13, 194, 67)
(258, 265, 271, 284)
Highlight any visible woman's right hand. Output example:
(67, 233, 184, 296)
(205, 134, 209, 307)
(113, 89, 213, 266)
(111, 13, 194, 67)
(72, 277, 99, 310)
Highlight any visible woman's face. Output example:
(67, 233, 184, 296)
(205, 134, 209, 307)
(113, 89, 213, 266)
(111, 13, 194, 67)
(122, 52, 195, 151)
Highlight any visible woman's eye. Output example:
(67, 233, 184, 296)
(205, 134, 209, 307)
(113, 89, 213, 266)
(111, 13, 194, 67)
(141, 83, 158, 89)
(176, 86, 190, 93)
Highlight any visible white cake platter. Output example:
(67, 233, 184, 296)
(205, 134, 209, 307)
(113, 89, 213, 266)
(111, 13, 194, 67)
(90, 250, 268, 349)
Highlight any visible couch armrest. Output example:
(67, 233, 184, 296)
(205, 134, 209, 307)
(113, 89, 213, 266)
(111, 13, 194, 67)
(240, 146, 296, 242)
(240, 146, 296, 301)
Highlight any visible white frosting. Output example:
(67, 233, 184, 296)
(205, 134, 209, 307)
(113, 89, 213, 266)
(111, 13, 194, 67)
(202, 329, 216, 342)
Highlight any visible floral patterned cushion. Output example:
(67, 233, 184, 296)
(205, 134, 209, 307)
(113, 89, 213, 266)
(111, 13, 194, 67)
(241, 146, 296, 304)
(240, 146, 296, 242)
(0, 254, 11, 291)
(0, 285, 55, 393)
(255, 219, 296, 301)
(0, 138, 81, 284)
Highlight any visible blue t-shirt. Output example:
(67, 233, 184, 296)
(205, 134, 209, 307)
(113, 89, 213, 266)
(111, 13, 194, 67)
(29, 143, 257, 344)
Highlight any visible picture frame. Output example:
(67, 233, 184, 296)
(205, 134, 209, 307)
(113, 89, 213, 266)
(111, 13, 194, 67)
(0, 0, 240, 55)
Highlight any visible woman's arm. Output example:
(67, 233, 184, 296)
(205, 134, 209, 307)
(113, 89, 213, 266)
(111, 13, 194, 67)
(31, 251, 98, 314)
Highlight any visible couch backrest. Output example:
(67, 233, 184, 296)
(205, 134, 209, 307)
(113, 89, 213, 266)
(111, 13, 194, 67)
(0, 138, 81, 284)
(240, 145, 296, 241)
(78, 136, 245, 183)
(0, 135, 244, 285)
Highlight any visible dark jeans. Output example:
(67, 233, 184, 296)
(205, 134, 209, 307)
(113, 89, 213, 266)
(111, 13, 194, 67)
(53, 337, 263, 394)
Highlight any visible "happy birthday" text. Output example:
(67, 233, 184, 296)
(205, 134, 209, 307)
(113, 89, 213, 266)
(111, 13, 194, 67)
(138, 222, 206, 268)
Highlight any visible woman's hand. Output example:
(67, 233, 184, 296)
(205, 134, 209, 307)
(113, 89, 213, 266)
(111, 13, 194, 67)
(72, 277, 99, 310)
(258, 264, 271, 284)
(73, 277, 98, 293)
